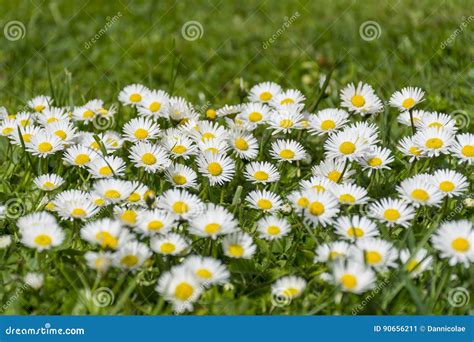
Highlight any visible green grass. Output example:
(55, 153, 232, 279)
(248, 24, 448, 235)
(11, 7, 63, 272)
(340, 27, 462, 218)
(0, 0, 473, 315)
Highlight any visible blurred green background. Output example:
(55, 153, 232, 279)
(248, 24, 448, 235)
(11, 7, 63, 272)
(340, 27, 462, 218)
(0, 0, 473, 114)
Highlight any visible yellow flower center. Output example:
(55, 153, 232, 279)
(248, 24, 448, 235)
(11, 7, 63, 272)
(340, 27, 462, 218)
(147, 220, 164, 231)
(296, 197, 309, 208)
(71, 208, 86, 218)
(347, 227, 364, 237)
(402, 97, 415, 109)
(451, 237, 470, 252)
(234, 138, 249, 151)
(383, 208, 400, 221)
(2, 127, 13, 135)
(121, 255, 138, 267)
(327, 170, 342, 182)
(34, 104, 45, 112)
(366, 250, 382, 264)
(121, 210, 137, 224)
(228, 244, 244, 257)
(339, 194, 356, 204)
(329, 251, 342, 260)
(141, 153, 157, 165)
(134, 128, 149, 140)
(204, 223, 221, 234)
(46, 117, 57, 123)
(175, 282, 194, 301)
(309, 201, 325, 216)
(254, 171, 269, 181)
(52, 130, 66, 140)
(38, 142, 53, 153)
(94, 198, 106, 206)
(149, 102, 161, 112)
(341, 274, 357, 289)
(75, 154, 90, 165)
(282, 287, 299, 297)
(90, 141, 100, 150)
(267, 225, 281, 235)
(206, 109, 216, 119)
(406, 260, 419, 272)
(428, 122, 443, 129)
(22, 133, 32, 142)
(172, 145, 187, 154)
(99, 166, 112, 176)
(128, 193, 141, 202)
(439, 181, 455, 192)
(425, 138, 443, 149)
(409, 146, 421, 156)
(207, 162, 222, 176)
(83, 110, 94, 118)
(279, 149, 295, 159)
(321, 119, 336, 131)
(21, 119, 31, 126)
(339, 141, 356, 155)
(351, 95, 365, 107)
(257, 199, 272, 210)
(201, 132, 215, 141)
(172, 201, 188, 214)
(96, 231, 118, 249)
(173, 174, 187, 185)
(160, 242, 176, 254)
(368, 157, 382, 167)
(461, 145, 474, 157)
(279, 119, 293, 128)
(196, 268, 213, 279)
(104, 189, 121, 199)
(43, 181, 56, 190)
(411, 189, 429, 202)
(34, 234, 52, 247)
(280, 98, 294, 105)
(259, 91, 272, 101)
(248, 112, 262, 122)
(129, 93, 142, 103)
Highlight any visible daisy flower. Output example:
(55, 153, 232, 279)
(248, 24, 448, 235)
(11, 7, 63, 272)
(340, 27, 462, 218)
(136, 209, 176, 235)
(398, 136, 424, 162)
(162, 134, 197, 160)
(157, 189, 205, 220)
(93, 179, 134, 204)
(450, 133, 473, 164)
(248, 82, 282, 103)
(20, 223, 65, 251)
(63, 145, 99, 168)
(122, 117, 161, 142)
(118, 84, 149, 106)
(167, 96, 198, 122)
(420, 112, 457, 131)
(244, 161, 280, 184)
(165, 163, 198, 189)
(324, 128, 372, 161)
(267, 105, 304, 134)
(28, 95, 52, 113)
(215, 104, 243, 118)
(270, 139, 306, 163)
(33, 174, 65, 191)
(156, 265, 203, 313)
(0, 119, 17, 137)
(188, 203, 238, 239)
(228, 129, 259, 160)
(45, 121, 77, 144)
(15, 112, 34, 127)
(151, 233, 189, 256)
(87, 156, 126, 179)
(330, 183, 368, 205)
(239, 102, 271, 125)
(389, 87, 425, 111)
(53, 190, 99, 221)
(334, 215, 379, 241)
(302, 189, 340, 227)
(222, 232, 256, 259)
(81, 218, 131, 249)
(197, 152, 235, 186)
(368, 198, 415, 228)
(246, 189, 283, 213)
(10, 125, 42, 146)
(314, 241, 351, 262)
(78, 132, 117, 154)
(325, 260, 376, 294)
(85, 251, 114, 273)
(37, 107, 69, 125)
(126, 182, 153, 206)
(351, 238, 399, 271)
(129, 141, 171, 173)
(287, 190, 310, 212)
(114, 241, 152, 270)
(308, 108, 349, 136)
(299, 176, 334, 193)
(72, 105, 96, 123)
(137, 90, 170, 118)
(183, 255, 230, 286)
(114, 206, 142, 227)
(312, 158, 355, 183)
(271, 276, 306, 301)
(397, 109, 427, 128)
(26, 131, 63, 158)
(431, 169, 468, 198)
(340, 82, 383, 116)
(198, 138, 229, 155)
(399, 248, 432, 277)
(257, 215, 291, 240)
(359, 146, 394, 174)
(17, 212, 57, 231)
(270, 89, 305, 108)
(397, 175, 443, 207)
(413, 127, 454, 157)
(431, 220, 473, 266)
